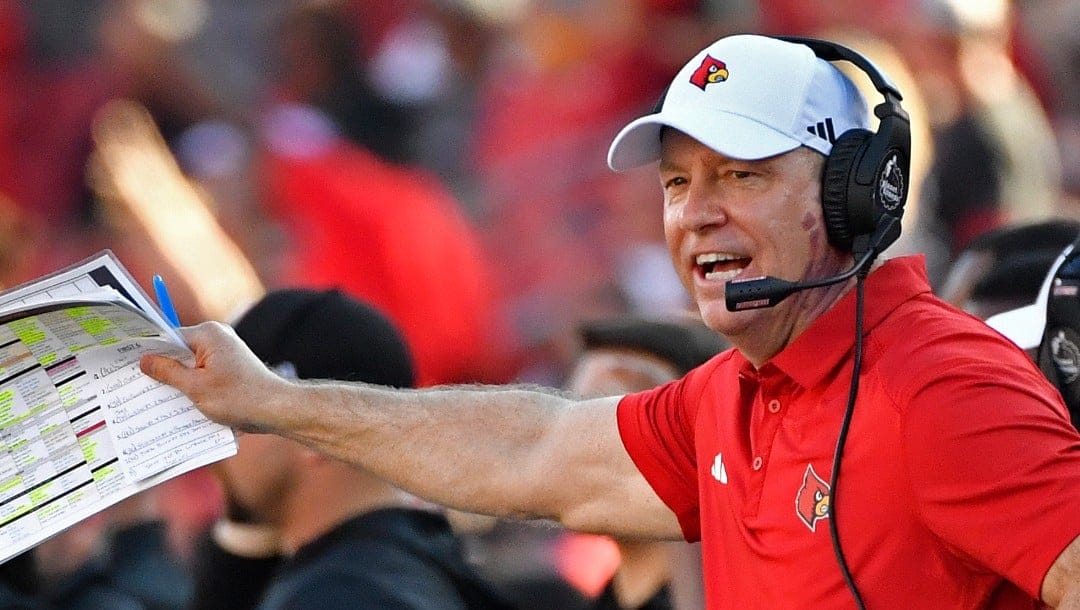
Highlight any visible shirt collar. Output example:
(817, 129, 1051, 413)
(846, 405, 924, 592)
(761, 255, 932, 388)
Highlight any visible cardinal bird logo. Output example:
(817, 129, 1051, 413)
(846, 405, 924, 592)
(689, 55, 729, 90)
(795, 464, 831, 532)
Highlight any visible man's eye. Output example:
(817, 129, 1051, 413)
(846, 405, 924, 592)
(731, 170, 755, 179)
(664, 176, 687, 189)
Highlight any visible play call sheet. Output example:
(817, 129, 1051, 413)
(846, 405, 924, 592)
(0, 252, 236, 565)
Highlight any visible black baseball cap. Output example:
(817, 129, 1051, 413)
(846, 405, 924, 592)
(233, 288, 415, 388)
(577, 316, 729, 376)
(955, 219, 1080, 303)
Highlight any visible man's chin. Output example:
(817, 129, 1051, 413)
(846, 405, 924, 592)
(698, 300, 750, 336)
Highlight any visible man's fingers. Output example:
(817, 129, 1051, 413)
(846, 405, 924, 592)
(140, 352, 193, 388)
(138, 321, 275, 431)
(140, 322, 229, 386)
(179, 320, 237, 351)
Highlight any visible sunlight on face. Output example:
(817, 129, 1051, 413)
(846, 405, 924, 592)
(658, 130, 849, 362)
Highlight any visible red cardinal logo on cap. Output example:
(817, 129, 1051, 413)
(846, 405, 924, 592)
(795, 463, 831, 532)
(689, 55, 729, 90)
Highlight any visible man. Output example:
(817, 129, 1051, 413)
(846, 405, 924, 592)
(568, 316, 726, 610)
(140, 35, 1080, 608)
(186, 288, 510, 610)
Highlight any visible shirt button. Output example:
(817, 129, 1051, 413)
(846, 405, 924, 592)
(752, 456, 763, 470)
(767, 399, 781, 413)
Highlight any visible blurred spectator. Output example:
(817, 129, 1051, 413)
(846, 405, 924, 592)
(257, 108, 515, 386)
(190, 288, 512, 609)
(568, 316, 726, 610)
(888, 0, 1062, 279)
(231, 1, 517, 386)
(32, 493, 192, 610)
(467, 314, 726, 610)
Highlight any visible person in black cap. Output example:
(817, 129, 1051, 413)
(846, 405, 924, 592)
(470, 316, 726, 610)
(988, 232, 1080, 431)
(189, 288, 510, 610)
(570, 316, 725, 610)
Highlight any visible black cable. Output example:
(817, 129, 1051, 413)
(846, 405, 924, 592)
(829, 271, 868, 609)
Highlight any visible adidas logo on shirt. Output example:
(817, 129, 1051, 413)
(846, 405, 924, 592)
(711, 452, 728, 484)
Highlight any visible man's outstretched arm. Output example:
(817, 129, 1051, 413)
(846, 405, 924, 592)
(141, 321, 682, 538)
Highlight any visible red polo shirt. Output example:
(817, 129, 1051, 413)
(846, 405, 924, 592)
(618, 256, 1080, 608)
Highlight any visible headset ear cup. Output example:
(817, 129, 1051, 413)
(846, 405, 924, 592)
(821, 130, 872, 251)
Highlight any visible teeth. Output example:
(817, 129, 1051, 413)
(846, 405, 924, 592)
(705, 268, 742, 282)
(695, 252, 747, 282)
(695, 252, 741, 265)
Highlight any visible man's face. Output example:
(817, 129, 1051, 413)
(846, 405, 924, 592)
(659, 130, 848, 354)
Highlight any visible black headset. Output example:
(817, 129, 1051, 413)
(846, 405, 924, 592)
(722, 36, 913, 311)
(779, 36, 912, 255)
(654, 35, 913, 257)
(778, 38, 912, 610)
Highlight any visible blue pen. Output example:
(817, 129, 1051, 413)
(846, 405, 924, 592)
(152, 274, 182, 328)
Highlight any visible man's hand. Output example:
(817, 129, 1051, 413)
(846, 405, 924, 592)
(140, 321, 289, 433)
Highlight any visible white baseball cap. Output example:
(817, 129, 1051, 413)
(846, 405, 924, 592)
(986, 241, 1077, 350)
(607, 34, 871, 171)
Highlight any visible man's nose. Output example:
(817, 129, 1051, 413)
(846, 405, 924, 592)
(678, 180, 727, 232)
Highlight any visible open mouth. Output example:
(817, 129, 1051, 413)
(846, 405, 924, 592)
(696, 252, 750, 282)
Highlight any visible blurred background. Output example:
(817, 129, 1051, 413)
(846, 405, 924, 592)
(0, 1, 1076, 606)
(0, 0, 1077, 387)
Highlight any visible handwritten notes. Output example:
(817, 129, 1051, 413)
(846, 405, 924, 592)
(0, 251, 235, 565)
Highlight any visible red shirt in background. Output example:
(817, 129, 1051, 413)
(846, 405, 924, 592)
(262, 136, 513, 386)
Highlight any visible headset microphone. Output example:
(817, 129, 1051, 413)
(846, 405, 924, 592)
(719, 37, 909, 610)
(725, 215, 900, 311)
